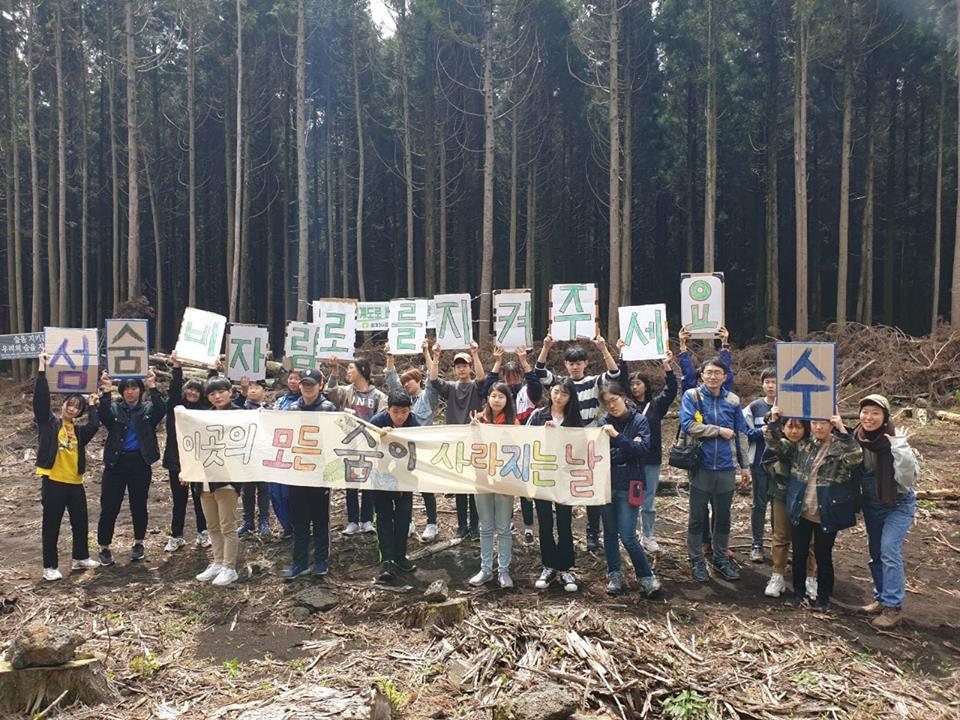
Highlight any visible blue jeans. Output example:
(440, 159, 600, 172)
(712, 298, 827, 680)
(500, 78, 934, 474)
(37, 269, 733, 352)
(862, 491, 915, 608)
(475, 493, 514, 572)
(601, 489, 653, 579)
(639, 464, 660, 539)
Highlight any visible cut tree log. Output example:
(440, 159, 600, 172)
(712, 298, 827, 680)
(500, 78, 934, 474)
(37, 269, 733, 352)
(934, 410, 960, 425)
(404, 597, 471, 629)
(0, 658, 115, 714)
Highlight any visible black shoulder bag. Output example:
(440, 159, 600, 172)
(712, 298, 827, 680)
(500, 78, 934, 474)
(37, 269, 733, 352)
(668, 390, 704, 471)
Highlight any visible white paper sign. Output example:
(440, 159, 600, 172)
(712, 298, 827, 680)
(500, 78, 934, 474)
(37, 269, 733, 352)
(619, 305, 669, 361)
(105, 319, 150, 379)
(432, 294, 473, 350)
(226, 324, 270, 381)
(388, 299, 430, 355)
(44, 327, 100, 393)
(550, 283, 597, 341)
(680, 273, 724, 339)
(355, 302, 390, 332)
(174, 308, 226, 366)
(283, 322, 319, 371)
(494, 290, 533, 350)
(312, 300, 357, 360)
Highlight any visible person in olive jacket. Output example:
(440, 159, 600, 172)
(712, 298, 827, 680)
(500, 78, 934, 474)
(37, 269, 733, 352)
(96, 367, 166, 567)
(34, 353, 101, 581)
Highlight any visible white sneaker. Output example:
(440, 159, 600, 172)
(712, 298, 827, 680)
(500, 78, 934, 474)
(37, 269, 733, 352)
(212, 566, 239, 586)
(535, 567, 556, 589)
(196, 563, 223, 582)
(164, 536, 186, 553)
(468, 569, 494, 586)
(421, 523, 439, 542)
(71, 558, 100, 570)
(195, 530, 211, 548)
(42, 567, 63, 582)
(765, 573, 786, 598)
(498, 571, 514, 589)
(559, 571, 578, 592)
(342, 522, 360, 536)
(638, 574, 662, 597)
(360, 521, 376, 534)
(806, 577, 818, 601)
(408, 522, 417, 538)
(641, 536, 661, 553)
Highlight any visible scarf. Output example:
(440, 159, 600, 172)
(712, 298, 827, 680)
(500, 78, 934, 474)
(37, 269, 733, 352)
(854, 420, 896, 504)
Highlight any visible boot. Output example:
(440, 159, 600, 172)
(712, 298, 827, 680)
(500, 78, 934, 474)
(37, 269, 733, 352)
(871, 606, 902, 630)
(861, 600, 883, 615)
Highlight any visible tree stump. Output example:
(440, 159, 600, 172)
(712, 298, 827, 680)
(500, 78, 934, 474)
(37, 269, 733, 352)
(404, 597, 471, 629)
(0, 658, 115, 714)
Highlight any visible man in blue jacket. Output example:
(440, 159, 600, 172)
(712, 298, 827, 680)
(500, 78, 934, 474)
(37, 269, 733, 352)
(679, 356, 750, 582)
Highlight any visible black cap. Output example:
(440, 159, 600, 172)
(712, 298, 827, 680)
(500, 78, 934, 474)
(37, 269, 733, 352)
(299, 369, 323, 385)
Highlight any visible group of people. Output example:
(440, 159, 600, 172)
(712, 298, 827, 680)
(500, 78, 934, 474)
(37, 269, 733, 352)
(32, 328, 917, 628)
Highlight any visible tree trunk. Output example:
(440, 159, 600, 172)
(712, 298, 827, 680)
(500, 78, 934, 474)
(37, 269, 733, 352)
(439, 120, 448, 293)
(857, 67, 876, 325)
(229, 0, 243, 319)
(325, 112, 336, 297)
(340, 153, 350, 298)
(352, 13, 366, 301)
(239, 129, 251, 320)
(620, 34, 633, 306)
(144, 153, 162, 348)
(224, 80, 234, 308)
(606, 0, 621, 341)
(479, 0, 496, 338)
(396, 2, 415, 296)
(764, 2, 780, 336)
(187, 16, 197, 307)
(107, 0, 120, 312)
(423, 27, 437, 297)
(793, 0, 809, 337)
(703, 0, 717, 274)
(952, 0, 960, 323)
(125, 0, 140, 299)
(933, 64, 945, 329)
(509, 109, 518, 288)
(883, 73, 897, 326)
(8, 20, 25, 369)
(836, 0, 854, 327)
(47, 132, 58, 323)
(79, 0, 90, 326)
(295, 0, 308, 319)
(685, 73, 696, 272)
(55, 0, 68, 324)
(524, 160, 536, 292)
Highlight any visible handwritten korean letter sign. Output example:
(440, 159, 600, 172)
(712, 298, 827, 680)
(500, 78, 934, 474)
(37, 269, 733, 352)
(618, 305, 669, 361)
(494, 290, 533, 350)
(44, 327, 100, 393)
(432, 294, 473, 350)
(775, 342, 837, 421)
(388, 299, 429, 355)
(226, 324, 270, 381)
(105, 319, 149, 379)
(312, 300, 357, 360)
(550, 283, 597, 341)
(283, 322, 319, 371)
(680, 273, 724, 339)
(175, 308, 226, 366)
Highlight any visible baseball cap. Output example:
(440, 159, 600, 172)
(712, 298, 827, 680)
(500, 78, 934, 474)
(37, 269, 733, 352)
(859, 393, 891, 418)
(453, 352, 471, 365)
(299, 369, 323, 385)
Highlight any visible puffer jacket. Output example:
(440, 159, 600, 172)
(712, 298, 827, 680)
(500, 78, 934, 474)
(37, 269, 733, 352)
(679, 385, 747, 471)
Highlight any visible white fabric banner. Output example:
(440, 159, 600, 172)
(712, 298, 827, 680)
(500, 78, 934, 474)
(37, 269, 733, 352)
(175, 408, 611, 505)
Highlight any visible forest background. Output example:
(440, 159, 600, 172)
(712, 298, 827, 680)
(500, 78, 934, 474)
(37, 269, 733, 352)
(1, 0, 958, 368)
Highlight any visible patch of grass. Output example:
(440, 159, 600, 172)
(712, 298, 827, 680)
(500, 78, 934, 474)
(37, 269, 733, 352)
(661, 690, 716, 720)
(131, 650, 160, 677)
(182, 590, 204, 603)
(789, 670, 819, 687)
(288, 658, 306, 673)
(222, 657, 242, 679)
(917, 499, 937, 510)
(376, 677, 411, 718)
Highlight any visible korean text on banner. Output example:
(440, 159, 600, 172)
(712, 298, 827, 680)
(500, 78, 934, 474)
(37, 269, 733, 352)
(680, 273, 724, 339)
(44, 327, 100, 393)
(174, 308, 226, 366)
(432, 294, 473, 350)
(0, 332, 45, 360)
(388, 299, 429, 354)
(493, 290, 533, 350)
(550, 283, 597, 341)
(619, 305, 669, 361)
(105, 319, 150, 379)
(283, 322, 319, 371)
(175, 408, 611, 506)
(226, 324, 270, 381)
(312, 300, 357, 360)
(775, 341, 837, 421)
(355, 302, 390, 332)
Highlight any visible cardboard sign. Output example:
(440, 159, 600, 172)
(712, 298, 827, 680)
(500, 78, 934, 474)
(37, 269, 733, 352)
(226, 324, 270, 381)
(388, 299, 430, 355)
(104, 319, 150, 379)
(44, 327, 100, 393)
(775, 342, 837, 421)
(432, 294, 473, 350)
(356, 302, 390, 332)
(312, 300, 357, 360)
(618, 305, 669, 361)
(174, 307, 226, 366)
(494, 290, 533, 350)
(680, 273, 724, 339)
(0, 332, 44, 360)
(283, 322, 319, 371)
(550, 283, 597, 341)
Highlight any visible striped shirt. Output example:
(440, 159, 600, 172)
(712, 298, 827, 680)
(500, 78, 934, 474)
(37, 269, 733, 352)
(534, 363, 621, 428)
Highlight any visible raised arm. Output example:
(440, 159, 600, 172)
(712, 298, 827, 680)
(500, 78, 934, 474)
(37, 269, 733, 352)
(654, 352, 678, 415)
(384, 343, 402, 395)
(594, 335, 620, 375)
(33, 354, 52, 425)
(470, 340, 484, 379)
(719, 327, 734, 392)
(168, 352, 184, 410)
(144, 369, 167, 427)
(98, 371, 117, 428)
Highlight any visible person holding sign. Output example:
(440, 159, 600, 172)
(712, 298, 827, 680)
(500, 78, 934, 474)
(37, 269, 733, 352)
(527, 379, 582, 592)
(162, 351, 211, 553)
(535, 334, 621, 552)
(326, 358, 387, 535)
(764, 407, 862, 611)
(430, 341, 487, 540)
(679, 356, 749, 583)
(96, 367, 166, 567)
(237, 378, 273, 538)
(33, 353, 101, 581)
(596, 384, 661, 597)
(385, 341, 440, 542)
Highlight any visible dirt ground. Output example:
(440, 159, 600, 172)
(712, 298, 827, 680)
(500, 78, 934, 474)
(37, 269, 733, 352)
(0, 376, 958, 719)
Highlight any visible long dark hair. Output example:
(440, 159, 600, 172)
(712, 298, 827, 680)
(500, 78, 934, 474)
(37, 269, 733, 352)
(628, 371, 652, 408)
(548, 378, 582, 427)
(483, 382, 517, 424)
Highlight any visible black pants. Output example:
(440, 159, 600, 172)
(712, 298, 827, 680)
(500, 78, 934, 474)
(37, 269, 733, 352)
(422, 493, 438, 524)
(456, 494, 478, 531)
(242, 482, 270, 526)
(535, 500, 575, 571)
(373, 491, 413, 564)
(98, 451, 151, 546)
(791, 517, 836, 602)
(520, 497, 534, 527)
(585, 505, 603, 538)
(41, 478, 90, 569)
(289, 486, 330, 567)
(168, 467, 206, 538)
(346, 488, 373, 524)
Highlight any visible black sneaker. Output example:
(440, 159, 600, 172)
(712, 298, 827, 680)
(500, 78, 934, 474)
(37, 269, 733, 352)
(98, 548, 115, 567)
(455, 525, 470, 540)
(467, 527, 480, 541)
(813, 598, 831, 612)
(377, 563, 396, 583)
(130, 543, 145, 562)
(785, 594, 806, 608)
(692, 560, 709, 582)
(395, 557, 417, 573)
(713, 561, 740, 581)
(586, 531, 600, 552)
